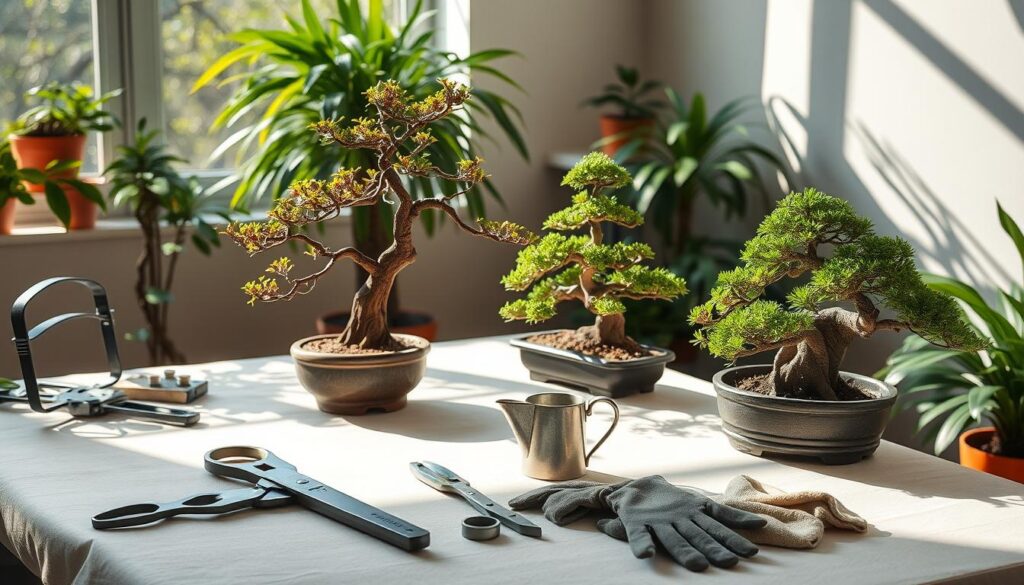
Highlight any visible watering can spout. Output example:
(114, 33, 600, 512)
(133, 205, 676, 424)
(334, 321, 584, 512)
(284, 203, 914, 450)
(497, 399, 534, 452)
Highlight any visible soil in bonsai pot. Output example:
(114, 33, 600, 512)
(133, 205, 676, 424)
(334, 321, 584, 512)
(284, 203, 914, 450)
(527, 329, 651, 361)
(735, 373, 874, 401)
(302, 335, 414, 356)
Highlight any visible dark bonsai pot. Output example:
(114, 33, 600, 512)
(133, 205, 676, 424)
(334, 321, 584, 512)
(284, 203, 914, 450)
(290, 333, 429, 415)
(713, 365, 897, 465)
(511, 331, 674, 398)
(316, 309, 438, 342)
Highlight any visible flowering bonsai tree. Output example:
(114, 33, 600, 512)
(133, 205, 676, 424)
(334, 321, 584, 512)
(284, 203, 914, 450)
(500, 152, 687, 356)
(227, 79, 535, 351)
(690, 188, 985, 400)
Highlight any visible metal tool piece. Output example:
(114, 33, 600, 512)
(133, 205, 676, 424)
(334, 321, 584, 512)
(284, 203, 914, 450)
(92, 480, 292, 529)
(1, 277, 199, 426)
(462, 516, 500, 541)
(206, 446, 430, 551)
(410, 461, 542, 537)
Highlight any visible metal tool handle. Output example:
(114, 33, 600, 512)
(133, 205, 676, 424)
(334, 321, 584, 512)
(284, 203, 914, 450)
(584, 397, 620, 466)
(206, 447, 430, 551)
(409, 462, 458, 493)
(103, 401, 200, 426)
(92, 486, 291, 530)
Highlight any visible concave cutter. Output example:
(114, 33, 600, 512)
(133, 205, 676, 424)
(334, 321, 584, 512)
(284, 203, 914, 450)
(410, 461, 542, 537)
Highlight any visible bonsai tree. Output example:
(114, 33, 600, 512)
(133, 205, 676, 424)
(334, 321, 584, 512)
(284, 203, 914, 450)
(227, 79, 534, 350)
(500, 152, 687, 355)
(104, 120, 227, 365)
(690, 188, 985, 400)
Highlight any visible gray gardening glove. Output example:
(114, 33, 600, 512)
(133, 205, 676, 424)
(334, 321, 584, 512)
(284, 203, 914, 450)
(597, 476, 766, 572)
(508, 479, 627, 525)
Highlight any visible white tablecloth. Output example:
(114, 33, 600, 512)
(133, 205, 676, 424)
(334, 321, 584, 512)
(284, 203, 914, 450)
(1, 336, 1022, 585)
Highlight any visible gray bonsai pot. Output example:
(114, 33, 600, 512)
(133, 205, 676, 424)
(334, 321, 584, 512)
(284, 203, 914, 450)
(290, 333, 429, 415)
(510, 331, 674, 398)
(712, 365, 897, 465)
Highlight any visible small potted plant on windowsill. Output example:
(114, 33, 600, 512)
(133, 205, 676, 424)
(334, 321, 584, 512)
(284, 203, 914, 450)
(691, 188, 984, 464)
(879, 202, 1024, 482)
(227, 79, 534, 415)
(583, 65, 662, 156)
(501, 152, 687, 397)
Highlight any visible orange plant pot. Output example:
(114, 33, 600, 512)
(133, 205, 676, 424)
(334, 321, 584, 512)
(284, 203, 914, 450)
(0, 198, 15, 235)
(62, 177, 104, 230)
(8, 133, 86, 192)
(598, 115, 652, 156)
(959, 427, 1024, 483)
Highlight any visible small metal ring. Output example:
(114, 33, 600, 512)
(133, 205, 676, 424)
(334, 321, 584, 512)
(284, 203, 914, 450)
(461, 516, 500, 541)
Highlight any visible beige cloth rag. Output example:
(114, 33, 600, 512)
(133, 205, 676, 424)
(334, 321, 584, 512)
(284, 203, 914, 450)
(710, 475, 867, 549)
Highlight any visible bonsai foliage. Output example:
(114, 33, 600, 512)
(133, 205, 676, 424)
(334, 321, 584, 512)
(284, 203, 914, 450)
(583, 65, 663, 120)
(879, 202, 1024, 456)
(691, 188, 985, 400)
(227, 79, 534, 350)
(105, 120, 227, 365)
(500, 152, 687, 349)
(16, 82, 120, 137)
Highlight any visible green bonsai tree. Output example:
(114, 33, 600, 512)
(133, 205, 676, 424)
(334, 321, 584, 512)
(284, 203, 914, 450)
(500, 152, 687, 354)
(690, 188, 985, 400)
(227, 79, 534, 351)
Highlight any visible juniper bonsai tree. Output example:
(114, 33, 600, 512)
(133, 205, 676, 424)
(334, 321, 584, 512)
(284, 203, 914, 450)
(500, 152, 687, 354)
(690, 188, 985, 400)
(227, 79, 534, 351)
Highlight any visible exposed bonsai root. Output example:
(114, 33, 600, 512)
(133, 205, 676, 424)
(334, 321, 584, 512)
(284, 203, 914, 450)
(738, 373, 873, 401)
(528, 329, 649, 361)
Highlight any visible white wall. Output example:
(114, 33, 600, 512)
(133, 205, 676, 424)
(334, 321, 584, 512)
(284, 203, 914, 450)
(648, 0, 1024, 454)
(0, 0, 647, 377)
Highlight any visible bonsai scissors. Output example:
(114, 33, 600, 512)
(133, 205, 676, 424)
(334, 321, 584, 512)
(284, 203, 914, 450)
(93, 446, 431, 552)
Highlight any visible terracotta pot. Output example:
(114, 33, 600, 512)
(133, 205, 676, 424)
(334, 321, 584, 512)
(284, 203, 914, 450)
(290, 333, 430, 415)
(0, 198, 16, 235)
(8, 134, 86, 192)
(598, 115, 653, 156)
(316, 309, 438, 342)
(959, 427, 1024, 483)
(63, 177, 104, 230)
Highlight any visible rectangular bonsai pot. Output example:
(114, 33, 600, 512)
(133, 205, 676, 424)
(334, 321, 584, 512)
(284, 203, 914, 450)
(510, 332, 675, 398)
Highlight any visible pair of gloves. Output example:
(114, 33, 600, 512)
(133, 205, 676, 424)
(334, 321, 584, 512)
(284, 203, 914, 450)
(509, 475, 867, 572)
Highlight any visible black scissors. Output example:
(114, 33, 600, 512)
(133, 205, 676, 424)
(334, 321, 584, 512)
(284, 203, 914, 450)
(93, 446, 431, 552)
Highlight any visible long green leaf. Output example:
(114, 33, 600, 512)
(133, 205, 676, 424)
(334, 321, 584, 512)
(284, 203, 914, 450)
(44, 182, 70, 227)
(997, 201, 1024, 280)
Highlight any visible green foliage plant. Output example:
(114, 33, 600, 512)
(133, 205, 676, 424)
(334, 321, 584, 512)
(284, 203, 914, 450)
(500, 152, 687, 352)
(195, 0, 527, 289)
(227, 79, 534, 351)
(878, 202, 1024, 457)
(691, 188, 984, 400)
(105, 120, 228, 365)
(15, 82, 120, 136)
(0, 134, 104, 228)
(583, 65, 663, 120)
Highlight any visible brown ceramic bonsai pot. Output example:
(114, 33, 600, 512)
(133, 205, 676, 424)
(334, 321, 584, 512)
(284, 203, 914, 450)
(290, 333, 430, 415)
(959, 427, 1024, 483)
(316, 309, 438, 342)
(713, 365, 897, 465)
(598, 115, 652, 156)
(510, 331, 674, 398)
(8, 134, 86, 192)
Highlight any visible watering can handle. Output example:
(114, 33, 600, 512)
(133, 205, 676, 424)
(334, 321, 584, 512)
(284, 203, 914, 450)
(584, 397, 620, 466)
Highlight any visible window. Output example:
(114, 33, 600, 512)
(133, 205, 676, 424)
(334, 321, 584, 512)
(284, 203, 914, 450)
(0, 1, 99, 172)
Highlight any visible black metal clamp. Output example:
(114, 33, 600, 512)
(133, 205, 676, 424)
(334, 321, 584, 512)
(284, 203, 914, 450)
(2, 277, 199, 426)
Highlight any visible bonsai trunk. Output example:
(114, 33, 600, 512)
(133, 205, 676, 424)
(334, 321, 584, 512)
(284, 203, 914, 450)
(576, 313, 644, 353)
(768, 308, 859, 400)
(352, 204, 402, 321)
(135, 195, 185, 366)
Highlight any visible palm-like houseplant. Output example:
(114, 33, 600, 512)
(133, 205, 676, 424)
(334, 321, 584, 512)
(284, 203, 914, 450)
(195, 0, 527, 333)
(879, 203, 1023, 479)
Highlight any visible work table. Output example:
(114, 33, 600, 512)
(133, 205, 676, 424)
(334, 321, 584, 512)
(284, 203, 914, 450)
(0, 336, 1022, 584)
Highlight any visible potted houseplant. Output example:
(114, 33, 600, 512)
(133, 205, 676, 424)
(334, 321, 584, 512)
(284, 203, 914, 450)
(879, 202, 1023, 482)
(227, 79, 534, 415)
(583, 65, 662, 156)
(619, 90, 789, 362)
(0, 134, 103, 234)
(500, 152, 688, 397)
(8, 82, 117, 228)
(196, 0, 528, 340)
(105, 120, 227, 365)
(691, 188, 984, 464)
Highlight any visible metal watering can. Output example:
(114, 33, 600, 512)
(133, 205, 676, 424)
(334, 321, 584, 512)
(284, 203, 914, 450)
(497, 392, 619, 480)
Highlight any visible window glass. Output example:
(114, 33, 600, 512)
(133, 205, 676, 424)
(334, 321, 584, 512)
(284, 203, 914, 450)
(160, 0, 402, 171)
(0, 0, 99, 172)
